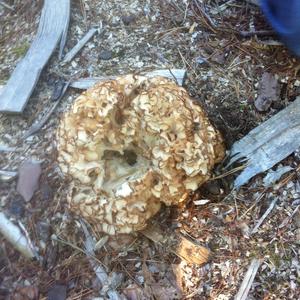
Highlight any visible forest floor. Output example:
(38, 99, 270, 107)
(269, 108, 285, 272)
(1, 0, 300, 299)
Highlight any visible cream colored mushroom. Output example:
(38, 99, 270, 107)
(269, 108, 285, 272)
(57, 74, 225, 235)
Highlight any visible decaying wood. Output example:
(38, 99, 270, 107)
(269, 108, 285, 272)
(235, 258, 262, 300)
(0, 0, 70, 113)
(70, 69, 187, 89)
(141, 225, 210, 265)
(0, 212, 37, 259)
(229, 97, 300, 188)
(62, 27, 99, 64)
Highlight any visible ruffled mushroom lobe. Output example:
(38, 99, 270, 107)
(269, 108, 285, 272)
(57, 75, 225, 235)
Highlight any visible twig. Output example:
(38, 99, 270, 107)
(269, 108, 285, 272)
(62, 27, 99, 64)
(0, 212, 37, 259)
(22, 80, 70, 139)
(235, 258, 262, 300)
(0, 170, 17, 182)
(0, 1, 14, 11)
(239, 30, 275, 38)
(192, 0, 218, 33)
(278, 205, 300, 229)
(0, 145, 16, 152)
(210, 164, 247, 181)
(251, 197, 278, 234)
(51, 235, 105, 267)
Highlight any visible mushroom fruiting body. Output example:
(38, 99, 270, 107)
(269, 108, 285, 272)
(57, 75, 225, 235)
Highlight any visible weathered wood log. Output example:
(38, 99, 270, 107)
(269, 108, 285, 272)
(0, 0, 70, 113)
(229, 97, 300, 187)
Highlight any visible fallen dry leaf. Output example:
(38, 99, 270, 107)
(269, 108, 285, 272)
(16, 160, 42, 202)
(254, 72, 279, 111)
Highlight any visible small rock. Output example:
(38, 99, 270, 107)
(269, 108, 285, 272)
(121, 14, 136, 26)
(51, 80, 65, 102)
(47, 284, 67, 300)
(8, 196, 25, 218)
(99, 50, 112, 60)
(17, 160, 42, 202)
(195, 56, 208, 66)
(205, 181, 221, 195)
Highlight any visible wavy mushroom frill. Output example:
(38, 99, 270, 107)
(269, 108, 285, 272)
(57, 75, 225, 235)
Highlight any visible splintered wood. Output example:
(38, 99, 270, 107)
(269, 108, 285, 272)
(229, 96, 300, 188)
(141, 225, 210, 265)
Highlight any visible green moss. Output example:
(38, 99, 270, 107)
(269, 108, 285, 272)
(12, 41, 30, 58)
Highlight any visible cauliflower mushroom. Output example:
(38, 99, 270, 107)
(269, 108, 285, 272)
(57, 74, 225, 235)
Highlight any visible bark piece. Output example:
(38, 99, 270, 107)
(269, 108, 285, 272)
(254, 72, 279, 112)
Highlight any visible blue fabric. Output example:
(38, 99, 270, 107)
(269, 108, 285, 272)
(260, 0, 300, 55)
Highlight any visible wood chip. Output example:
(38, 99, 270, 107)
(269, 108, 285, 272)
(0, 0, 70, 113)
(175, 236, 210, 265)
(17, 160, 42, 202)
(141, 225, 210, 265)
